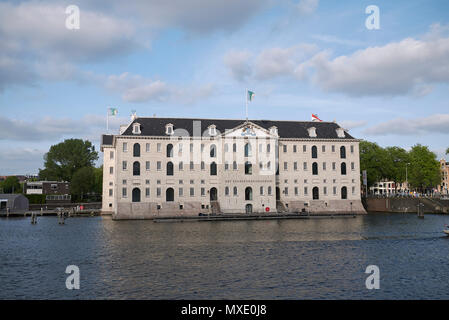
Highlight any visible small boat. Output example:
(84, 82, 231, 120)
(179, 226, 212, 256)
(444, 230, 449, 236)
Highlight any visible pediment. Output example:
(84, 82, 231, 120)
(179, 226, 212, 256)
(222, 121, 275, 138)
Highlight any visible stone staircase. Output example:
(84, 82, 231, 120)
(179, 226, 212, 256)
(276, 200, 287, 213)
(210, 201, 221, 214)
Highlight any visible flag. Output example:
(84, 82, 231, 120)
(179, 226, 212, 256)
(247, 90, 255, 102)
(311, 114, 322, 122)
(108, 107, 118, 116)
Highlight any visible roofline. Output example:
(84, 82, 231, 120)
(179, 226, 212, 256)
(131, 116, 341, 124)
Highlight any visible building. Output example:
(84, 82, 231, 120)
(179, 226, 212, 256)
(438, 159, 449, 195)
(370, 180, 409, 195)
(0, 194, 29, 213)
(101, 116, 366, 219)
(25, 181, 71, 203)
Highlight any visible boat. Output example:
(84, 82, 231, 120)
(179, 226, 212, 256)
(444, 230, 449, 236)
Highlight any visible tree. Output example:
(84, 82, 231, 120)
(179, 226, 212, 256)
(70, 167, 96, 200)
(0, 176, 21, 194)
(408, 144, 441, 193)
(384, 146, 410, 191)
(39, 139, 98, 182)
(446, 147, 449, 155)
(93, 166, 103, 195)
(359, 140, 391, 187)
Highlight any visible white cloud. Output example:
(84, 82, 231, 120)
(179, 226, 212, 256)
(296, 0, 319, 15)
(223, 51, 253, 81)
(363, 114, 449, 136)
(338, 120, 368, 131)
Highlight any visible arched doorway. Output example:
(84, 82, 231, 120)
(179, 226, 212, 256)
(132, 188, 141, 202)
(166, 188, 174, 202)
(245, 187, 253, 200)
(210, 187, 217, 201)
(245, 204, 253, 214)
(313, 187, 319, 200)
(276, 187, 280, 200)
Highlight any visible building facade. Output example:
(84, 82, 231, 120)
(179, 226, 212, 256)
(438, 159, 449, 195)
(101, 116, 365, 219)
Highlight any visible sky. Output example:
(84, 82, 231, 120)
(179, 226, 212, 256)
(0, 0, 449, 175)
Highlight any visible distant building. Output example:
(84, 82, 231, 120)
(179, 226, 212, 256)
(25, 181, 71, 203)
(438, 159, 449, 195)
(370, 180, 409, 195)
(0, 194, 29, 213)
(101, 115, 365, 219)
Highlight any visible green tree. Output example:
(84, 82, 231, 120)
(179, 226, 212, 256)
(408, 144, 441, 192)
(93, 166, 103, 195)
(39, 139, 98, 182)
(0, 176, 21, 194)
(446, 147, 449, 155)
(359, 140, 391, 187)
(70, 167, 96, 200)
(384, 146, 410, 191)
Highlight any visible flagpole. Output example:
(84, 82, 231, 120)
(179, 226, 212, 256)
(106, 108, 109, 132)
(245, 88, 248, 122)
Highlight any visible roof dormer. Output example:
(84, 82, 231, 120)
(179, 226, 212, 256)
(269, 126, 278, 136)
(165, 123, 174, 135)
(132, 122, 141, 135)
(208, 124, 217, 136)
(336, 127, 345, 138)
(307, 127, 317, 138)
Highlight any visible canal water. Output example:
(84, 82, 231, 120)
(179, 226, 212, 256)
(1, 213, 449, 299)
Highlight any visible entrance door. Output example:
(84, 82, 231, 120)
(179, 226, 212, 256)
(245, 204, 253, 214)
(210, 187, 217, 201)
(276, 187, 280, 201)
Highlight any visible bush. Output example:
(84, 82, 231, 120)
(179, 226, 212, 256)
(25, 194, 46, 204)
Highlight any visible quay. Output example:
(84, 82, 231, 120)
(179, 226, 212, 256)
(0, 208, 101, 218)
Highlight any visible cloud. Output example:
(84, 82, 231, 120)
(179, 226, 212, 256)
(0, 148, 46, 175)
(296, 0, 319, 15)
(338, 120, 368, 131)
(363, 114, 449, 136)
(308, 35, 449, 96)
(223, 51, 253, 81)
(105, 72, 214, 104)
(0, 114, 128, 142)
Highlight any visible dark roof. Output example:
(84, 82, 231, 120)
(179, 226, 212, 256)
(119, 117, 356, 140)
(102, 134, 114, 145)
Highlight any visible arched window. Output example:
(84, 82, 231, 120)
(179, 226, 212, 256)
(133, 161, 140, 176)
(245, 161, 252, 175)
(313, 187, 319, 200)
(225, 186, 229, 196)
(210, 144, 216, 157)
(233, 186, 238, 196)
(341, 186, 348, 199)
(233, 161, 237, 170)
(132, 188, 141, 202)
(267, 161, 271, 170)
(340, 146, 346, 159)
(311, 145, 318, 159)
(167, 161, 174, 176)
(166, 188, 174, 201)
(133, 143, 140, 157)
(245, 187, 253, 200)
(341, 162, 347, 175)
(210, 162, 217, 176)
(312, 162, 318, 175)
(244, 142, 252, 157)
(166, 144, 173, 157)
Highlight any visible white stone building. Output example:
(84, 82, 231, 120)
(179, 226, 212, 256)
(101, 116, 365, 219)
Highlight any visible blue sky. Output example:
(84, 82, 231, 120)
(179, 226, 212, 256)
(1, 0, 449, 174)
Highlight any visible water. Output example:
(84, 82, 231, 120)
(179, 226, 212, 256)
(1, 213, 449, 299)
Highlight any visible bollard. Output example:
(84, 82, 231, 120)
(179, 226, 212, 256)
(6, 207, 9, 217)
(41, 207, 43, 216)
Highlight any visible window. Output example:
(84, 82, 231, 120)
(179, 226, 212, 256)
(293, 145, 297, 153)
(333, 186, 337, 195)
(122, 161, 127, 170)
(123, 179, 127, 185)
(145, 180, 150, 185)
(179, 161, 183, 170)
(201, 144, 204, 152)
(259, 143, 263, 153)
(332, 162, 336, 171)
(244, 143, 252, 157)
(132, 188, 141, 202)
(201, 161, 205, 170)
(267, 144, 271, 153)
(157, 143, 161, 152)
(157, 188, 161, 197)
(332, 145, 335, 152)
(323, 186, 327, 195)
(145, 188, 150, 197)
(190, 188, 195, 197)
(294, 162, 298, 171)
(322, 145, 326, 153)
(210, 162, 217, 176)
(167, 162, 174, 176)
(109, 189, 113, 197)
(133, 143, 140, 157)
(341, 186, 348, 199)
(283, 145, 287, 153)
(208, 125, 217, 136)
(225, 187, 229, 196)
(351, 162, 355, 170)
(341, 162, 347, 175)
(312, 146, 318, 159)
(313, 187, 319, 200)
(284, 187, 288, 196)
(295, 187, 298, 196)
(133, 123, 141, 134)
(245, 161, 252, 175)
(210, 144, 217, 157)
(178, 143, 183, 154)
(133, 161, 140, 176)
(233, 161, 237, 170)
(303, 162, 307, 170)
(146, 161, 150, 171)
(304, 187, 308, 195)
(123, 142, 128, 152)
(190, 161, 194, 170)
(225, 162, 229, 171)
(323, 162, 326, 171)
(340, 146, 346, 159)
(352, 186, 356, 194)
(268, 186, 272, 195)
(233, 186, 238, 196)
(109, 166, 113, 174)
(303, 145, 306, 152)
(267, 161, 271, 170)
(312, 162, 318, 175)
(165, 124, 174, 135)
(190, 143, 193, 152)
(110, 151, 114, 159)
(260, 186, 264, 195)
(157, 161, 162, 170)
(146, 143, 150, 152)
(122, 188, 127, 197)
(166, 188, 174, 201)
(350, 145, 354, 153)
(166, 144, 173, 157)
(201, 188, 205, 196)
(284, 162, 288, 170)
(233, 143, 237, 152)
(245, 187, 253, 200)
(179, 188, 183, 197)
